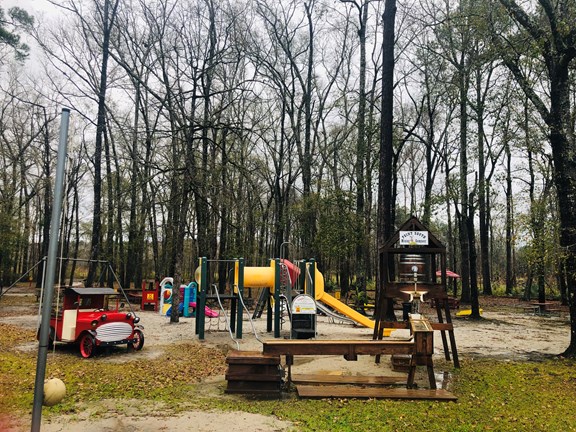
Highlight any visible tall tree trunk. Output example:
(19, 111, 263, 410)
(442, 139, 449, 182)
(86, 0, 120, 287)
(468, 191, 481, 318)
(476, 72, 492, 296)
(549, 80, 576, 355)
(195, 0, 217, 258)
(355, 1, 369, 294)
(104, 130, 115, 288)
(378, 0, 397, 248)
(301, 1, 315, 259)
(374, 0, 396, 333)
(36, 113, 51, 288)
(125, 82, 141, 289)
(458, 65, 471, 304)
(504, 133, 515, 295)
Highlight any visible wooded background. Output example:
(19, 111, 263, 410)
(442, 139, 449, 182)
(0, 0, 573, 313)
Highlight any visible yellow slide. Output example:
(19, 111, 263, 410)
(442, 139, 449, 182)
(313, 268, 375, 329)
(241, 260, 376, 330)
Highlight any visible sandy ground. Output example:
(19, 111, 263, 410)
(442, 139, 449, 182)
(1, 297, 571, 431)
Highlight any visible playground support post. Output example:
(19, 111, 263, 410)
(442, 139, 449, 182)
(197, 258, 244, 340)
(236, 258, 244, 339)
(274, 258, 281, 338)
(308, 260, 317, 335)
(307, 259, 316, 299)
(197, 257, 208, 339)
(266, 286, 272, 332)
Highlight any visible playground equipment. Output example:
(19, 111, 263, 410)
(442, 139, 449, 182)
(213, 232, 459, 399)
(290, 294, 317, 339)
(41, 287, 144, 358)
(311, 268, 374, 329)
(373, 216, 459, 368)
(194, 257, 379, 341)
(140, 280, 159, 312)
(159, 278, 218, 318)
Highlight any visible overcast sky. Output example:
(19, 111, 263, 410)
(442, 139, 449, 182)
(3, 0, 52, 15)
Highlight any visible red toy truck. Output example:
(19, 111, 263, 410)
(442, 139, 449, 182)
(46, 287, 144, 358)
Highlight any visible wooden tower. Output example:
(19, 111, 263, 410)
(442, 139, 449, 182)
(373, 216, 459, 367)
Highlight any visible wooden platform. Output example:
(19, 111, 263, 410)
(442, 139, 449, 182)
(291, 374, 407, 386)
(296, 385, 457, 401)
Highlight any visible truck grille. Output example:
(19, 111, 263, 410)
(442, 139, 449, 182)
(96, 322, 132, 342)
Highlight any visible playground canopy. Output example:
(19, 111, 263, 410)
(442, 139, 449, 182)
(435, 269, 460, 278)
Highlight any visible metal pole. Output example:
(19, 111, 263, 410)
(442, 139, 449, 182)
(31, 108, 70, 432)
(0, 259, 45, 299)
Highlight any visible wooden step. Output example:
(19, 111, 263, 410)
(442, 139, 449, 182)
(296, 385, 457, 401)
(291, 374, 406, 386)
(225, 350, 284, 396)
(225, 363, 282, 375)
(226, 350, 280, 365)
(226, 372, 284, 382)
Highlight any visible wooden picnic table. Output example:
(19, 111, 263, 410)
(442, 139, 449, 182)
(529, 302, 561, 316)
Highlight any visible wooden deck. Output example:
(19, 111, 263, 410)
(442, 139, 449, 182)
(296, 385, 457, 401)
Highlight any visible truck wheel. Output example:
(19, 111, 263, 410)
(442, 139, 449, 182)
(129, 329, 144, 351)
(79, 333, 96, 358)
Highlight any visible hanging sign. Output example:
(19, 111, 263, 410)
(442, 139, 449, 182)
(399, 230, 429, 246)
(291, 294, 317, 315)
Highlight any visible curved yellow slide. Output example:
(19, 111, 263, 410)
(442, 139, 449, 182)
(241, 260, 376, 330)
(313, 268, 375, 329)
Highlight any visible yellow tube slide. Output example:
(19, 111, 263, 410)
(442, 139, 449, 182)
(243, 262, 275, 288)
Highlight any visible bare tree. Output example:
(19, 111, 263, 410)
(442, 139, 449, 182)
(492, 0, 576, 356)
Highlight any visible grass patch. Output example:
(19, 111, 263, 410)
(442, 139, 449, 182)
(1, 324, 575, 431)
(0, 333, 226, 415)
(206, 358, 576, 431)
